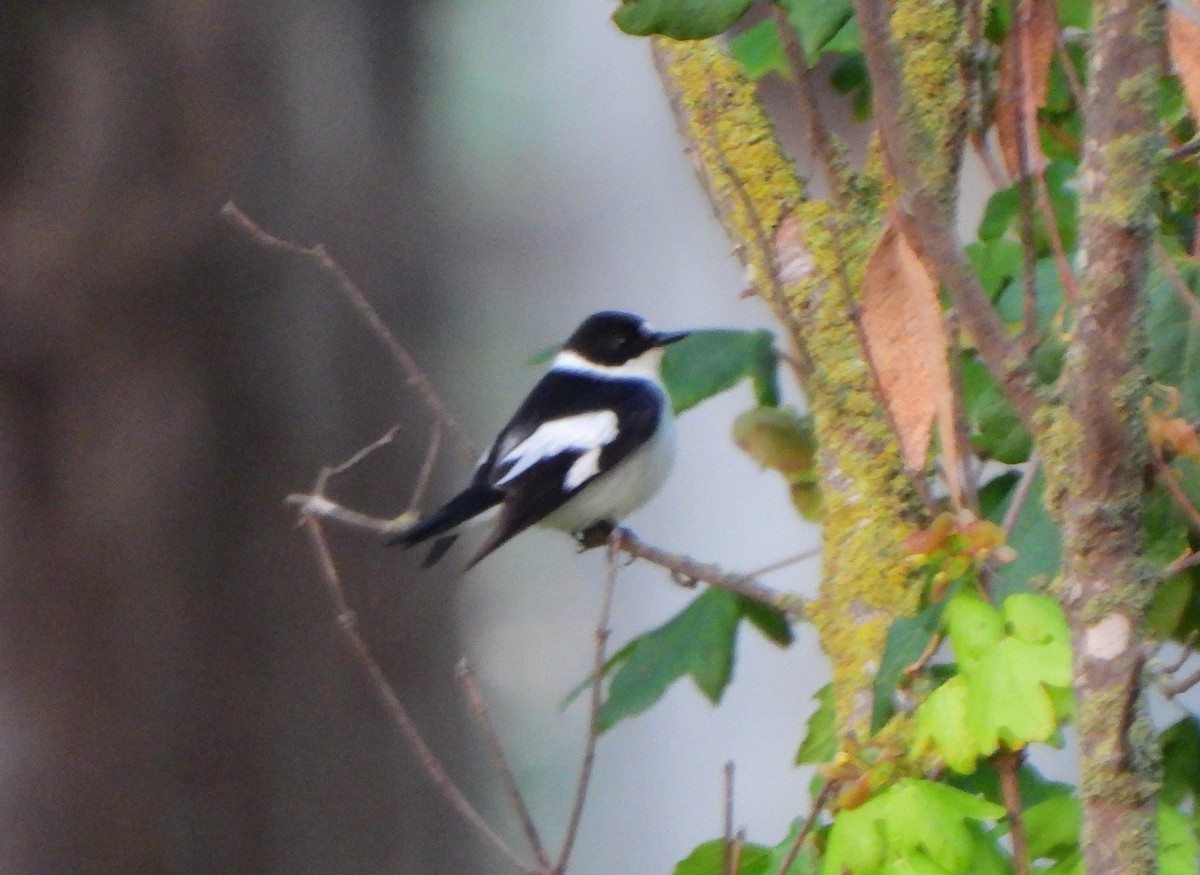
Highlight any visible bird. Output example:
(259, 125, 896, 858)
(389, 310, 689, 569)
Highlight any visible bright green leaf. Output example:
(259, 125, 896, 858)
(965, 636, 1072, 753)
(871, 598, 949, 732)
(914, 675, 979, 773)
(731, 19, 789, 80)
(965, 239, 1023, 299)
(944, 593, 1004, 662)
(822, 801, 886, 874)
(796, 683, 837, 765)
(978, 186, 1020, 242)
(600, 588, 741, 732)
(1002, 593, 1069, 647)
(662, 329, 779, 414)
(1160, 803, 1200, 875)
(777, 0, 853, 62)
(613, 0, 754, 39)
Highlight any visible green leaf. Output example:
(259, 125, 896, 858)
(1023, 793, 1081, 861)
(914, 675, 979, 773)
(871, 598, 949, 733)
(796, 683, 837, 765)
(943, 592, 1005, 661)
(978, 186, 1020, 242)
(674, 838, 774, 875)
(613, 0, 754, 39)
(960, 355, 1032, 464)
(965, 239, 1024, 299)
(823, 779, 1003, 875)
(777, 0, 854, 62)
(996, 257, 1065, 328)
(740, 596, 795, 646)
(731, 20, 788, 80)
(598, 588, 784, 733)
(662, 329, 779, 414)
(1146, 257, 1200, 417)
(981, 469, 1061, 600)
(965, 635, 1072, 753)
(1161, 716, 1200, 807)
(1001, 593, 1069, 647)
(1160, 803, 1200, 875)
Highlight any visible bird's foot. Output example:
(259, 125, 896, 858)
(575, 520, 615, 551)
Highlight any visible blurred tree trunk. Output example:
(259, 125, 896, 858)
(0, 3, 487, 872)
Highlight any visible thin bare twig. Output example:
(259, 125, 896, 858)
(1160, 630, 1197, 674)
(407, 419, 445, 514)
(1154, 242, 1200, 323)
(852, 0, 1040, 430)
(995, 749, 1030, 875)
(1008, 0, 1042, 348)
(457, 660, 553, 871)
(286, 493, 395, 534)
(772, 5, 845, 209)
(772, 782, 833, 875)
(744, 546, 822, 578)
(220, 201, 478, 462)
(1162, 664, 1200, 698)
(1164, 551, 1200, 580)
(555, 538, 621, 874)
(613, 528, 807, 620)
(722, 761, 736, 875)
(1001, 454, 1041, 536)
(730, 829, 747, 875)
(299, 491, 534, 874)
(1151, 445, 1200, 536)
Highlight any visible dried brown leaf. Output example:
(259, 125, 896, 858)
(995, 0, 1058, 179)
(1170, 1, 1200, 123)
(860, 224, 955, 482)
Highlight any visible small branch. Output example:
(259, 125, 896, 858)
(1001, 454, 1041, 537)
(743, 546, 822, 578)
(220, 201, 478, 462)
(1151, 445, 1200, 536)
(773, 5, 845, 209)
(286, 493, 395, 535)
(457, 660, 552, 871)
(1154, 242, 1200, 323)
(554, 538, 620, 874)
(722, 761, 736, 875)
(1172, 139, 1200, 162)
(852, 0, 1041, 430)
(407, 419, 445, 514)
(299, 501, 534, 874)
(995, 749, 1030, 875)
(772, 782, 833, 875)
(1162, 664, 1200, 698)
(1160, 630, 1197, 674)
(1163, 550, 1200, 579)
(730, 830, 746, 875)
(1008, 0, 1043, 347)
(613, 528, 807, 620)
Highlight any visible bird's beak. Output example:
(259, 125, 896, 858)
(651, 330, 691, 347)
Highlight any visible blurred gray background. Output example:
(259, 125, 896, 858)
(0, 1, 823, 873)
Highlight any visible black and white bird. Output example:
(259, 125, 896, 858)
(390, 310, 689, 569)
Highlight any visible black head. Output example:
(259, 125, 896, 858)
(563, 311, 689, 367)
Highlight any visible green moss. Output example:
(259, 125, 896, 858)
(1079, 133, 1162, 231)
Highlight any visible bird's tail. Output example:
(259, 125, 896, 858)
(387, 483, 503, 567)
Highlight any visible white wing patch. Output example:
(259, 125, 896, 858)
(496, 410, 619, 488)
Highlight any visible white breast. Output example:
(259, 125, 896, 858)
(540, 403, 676, 534)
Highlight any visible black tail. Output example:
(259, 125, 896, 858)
(387, 483, 502, 567)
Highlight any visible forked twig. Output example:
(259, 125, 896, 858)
(614, 528, 807, 620)
(299, 473, 535, 874)
(555, 539, 621, 874)
(220, 201, 478, 463)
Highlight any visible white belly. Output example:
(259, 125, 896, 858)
(540, 411, 676, 534)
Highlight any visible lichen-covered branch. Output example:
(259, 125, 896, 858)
(651, 36, 931, 737)
(1040, 0, 1163, 871)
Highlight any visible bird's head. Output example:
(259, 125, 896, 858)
(559, 311, 689, 376)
